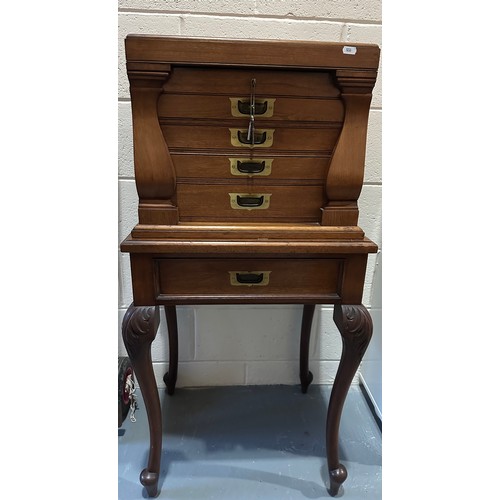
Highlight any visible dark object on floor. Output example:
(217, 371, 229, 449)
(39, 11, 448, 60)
(118, 356, 134, 427)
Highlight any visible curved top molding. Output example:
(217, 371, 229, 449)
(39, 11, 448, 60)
(125, 35, 380, 70)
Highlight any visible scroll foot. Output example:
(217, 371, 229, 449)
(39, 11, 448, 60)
(328, 464, 347, 496)
(140, 469, 159, 498)
(163, 371, 176, 396)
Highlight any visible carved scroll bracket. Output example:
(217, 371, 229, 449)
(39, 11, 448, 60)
(333, 304, 373, 361)
(322, 69, 377, 226)
(127, 62, 179, 225)
(122, 303, 160, 353)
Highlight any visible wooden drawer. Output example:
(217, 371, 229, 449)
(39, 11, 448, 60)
(163, 125, 339, 152)
(155, 258, 343, 300)
(172, 154, 330, 180)
(165, 67, 340, 98)
(158, 94, 344, 123)
(176, 184, 325, 222)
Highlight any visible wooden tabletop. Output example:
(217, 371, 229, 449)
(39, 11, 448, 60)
(125, 35, 380, 70)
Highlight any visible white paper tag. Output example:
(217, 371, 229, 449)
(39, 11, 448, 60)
(342, 46, 357, 55)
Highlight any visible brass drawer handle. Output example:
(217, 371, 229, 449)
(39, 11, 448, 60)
(229, 98, 276, 117)
(229, 271, 271, 286)
(239, 100, 267, 115)
(229, 158, 273, 176)
(238, 195, 263, 207)
(238, 130, 266, 145)
(237, 160, 265, 174)
(237, 272, 264, 284)
(229, 193, 271, 210)
(229, 128, 274, 148)
(229, 158, 273, 177)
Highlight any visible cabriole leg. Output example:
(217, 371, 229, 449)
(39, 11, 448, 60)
(300, 304, 315, 393)
(122, 303, 161, 498)
(326, 304, 373, 496)
(163, 305, 178, 395)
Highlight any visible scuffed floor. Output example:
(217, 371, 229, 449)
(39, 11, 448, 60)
(118, 385, 381, 499)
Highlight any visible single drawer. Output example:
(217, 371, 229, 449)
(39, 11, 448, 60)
(176, 184, 325, 222)
(155, 258, 343, 301)
(164, 67, 341, 98)
(172, 154, 330, 180)
(158, 94, 344, 123)
(163, 125, 340, 152)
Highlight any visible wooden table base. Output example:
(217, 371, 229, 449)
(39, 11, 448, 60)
(122, 302, 373, 497)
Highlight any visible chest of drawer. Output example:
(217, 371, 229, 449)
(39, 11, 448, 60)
(176, 183, 325, 222)
(171, 154, 330, 181)
(163, 124, 339, 152)
(124, 35, 379, 229)
(158, 94, 344, 123)
(155, 257, 343, 302)
(164, 67, 341, 98)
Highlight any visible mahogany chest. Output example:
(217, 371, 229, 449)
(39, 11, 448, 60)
(120, 35, 380, 497)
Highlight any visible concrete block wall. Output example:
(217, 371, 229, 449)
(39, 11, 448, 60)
(118, 0, 382, 388)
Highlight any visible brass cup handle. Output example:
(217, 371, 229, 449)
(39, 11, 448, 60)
(229, 158, 273, 177)
(229, 271, 271, 286)
(229, 128, 274, 148)
(237, 130, 267, 145)
(236, 272, 264, 284)
(236, 161, 265, 174)
(236, 195, 264, 208)
(229, 193, 271, 210)
(229, 98, 275, 118)
(237, 100, 268, 115)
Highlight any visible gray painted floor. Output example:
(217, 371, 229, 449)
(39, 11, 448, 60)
(118, 385, 381, 499)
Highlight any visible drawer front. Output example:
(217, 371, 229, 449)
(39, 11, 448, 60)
(164, 67, 340, 98)
(171, 154, 330, 180)
(163, 125, 339, 152)
(158, 94, 344, 123)
(155, 258, 343, 299)
(177, 184, 325, 222)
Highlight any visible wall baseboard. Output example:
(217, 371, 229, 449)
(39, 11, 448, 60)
(359, 372, 382, 430)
